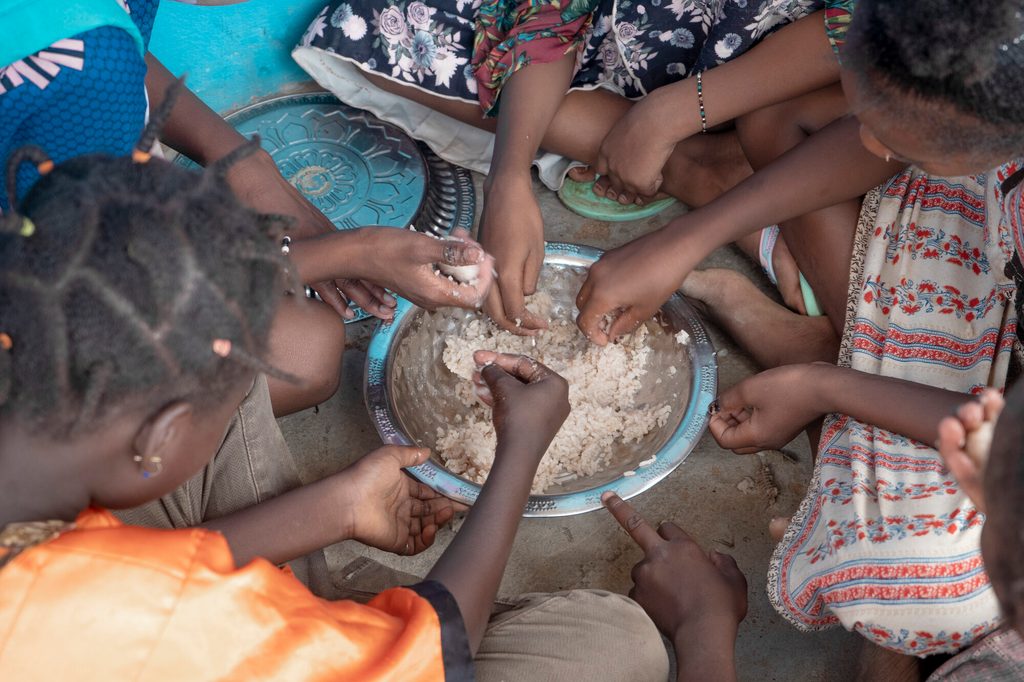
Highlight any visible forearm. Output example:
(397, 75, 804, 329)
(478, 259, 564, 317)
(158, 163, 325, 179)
(812, 364, 976, 445)
(486, 52, 576, 185)
(654, 10, 837, 139)
(145, 53, 248, 164)
(286, 228, 373, 284)
(673, 626, 738, 682)
(425, 446, 538, 654)
(662, 116, 900, 263)
(201, 475, 351, 567)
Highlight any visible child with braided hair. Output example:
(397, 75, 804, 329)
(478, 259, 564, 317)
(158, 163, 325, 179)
(1, 0, 503, 417)
(0, 107, 669, 679)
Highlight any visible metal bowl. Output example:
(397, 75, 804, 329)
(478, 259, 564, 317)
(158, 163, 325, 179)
(365, 242, 717, 517)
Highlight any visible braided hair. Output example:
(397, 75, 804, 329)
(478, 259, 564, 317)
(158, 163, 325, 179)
(984, 382, 1024, 634)
(846, 0, 1024, 159)
(0, 81, 297, 436)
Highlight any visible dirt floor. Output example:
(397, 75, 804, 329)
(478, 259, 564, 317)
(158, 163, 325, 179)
(278, 174, 861, 680)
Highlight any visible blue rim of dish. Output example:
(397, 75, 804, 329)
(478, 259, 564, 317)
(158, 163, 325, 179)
(364, 242, 718, 517)
(172, 91, 475, 322)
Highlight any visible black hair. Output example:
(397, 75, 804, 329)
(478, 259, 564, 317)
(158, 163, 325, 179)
(846, 0, 1024, 159)
(0, 81, 297, 436)
(984, 382, 1024, 634)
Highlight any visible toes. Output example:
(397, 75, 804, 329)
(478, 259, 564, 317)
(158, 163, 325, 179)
(568, 165, 596, 182)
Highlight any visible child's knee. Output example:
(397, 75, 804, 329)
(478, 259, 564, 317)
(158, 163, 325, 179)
(477, 589, 669, 682)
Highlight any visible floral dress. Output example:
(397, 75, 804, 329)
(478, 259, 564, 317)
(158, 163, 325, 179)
(293, 0, 824, 185)
(768, 163, 1022, 656)
(300, 0, 822, 112)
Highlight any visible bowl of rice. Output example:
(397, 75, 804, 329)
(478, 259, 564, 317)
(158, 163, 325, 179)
(365, 242, 717, 517)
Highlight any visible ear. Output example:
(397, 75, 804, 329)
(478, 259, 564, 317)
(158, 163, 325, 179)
(856, 123, 894, 162)
(132, 402, 194, 476)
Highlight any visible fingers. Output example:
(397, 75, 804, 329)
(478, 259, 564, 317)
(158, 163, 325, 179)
(955, 400, 985, 431)
(439, 236, 486, 267)
(498, 268, 547, 333)
(602, 492, 662, 554)
(523, 246, 544, 297)
(338, 279, 395, 320)
(657, 521, 693, 543)
(575, 299, 610, 347)
(937, 415, 967, 457)
(475, 351, 554, 384)
(979, 389, 1005, 423)
(388, 446, 431, 469)
(606, 306, 647, 341)
(312, 281, 355, 320)
(708, 412, 758, 452)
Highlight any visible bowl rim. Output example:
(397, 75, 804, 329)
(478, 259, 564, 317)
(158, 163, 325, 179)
(364, 241, 717, 517)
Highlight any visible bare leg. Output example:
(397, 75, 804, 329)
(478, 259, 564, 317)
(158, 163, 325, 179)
(736, 85, 857, 336)
(681, 268, 838, 367)
(266, 296, 346, 417)
(362, 72, 750, 209)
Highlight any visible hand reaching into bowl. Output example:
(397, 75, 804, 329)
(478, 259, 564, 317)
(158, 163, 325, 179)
(472, 351, 570, 459)
(287, 227, 496, 314)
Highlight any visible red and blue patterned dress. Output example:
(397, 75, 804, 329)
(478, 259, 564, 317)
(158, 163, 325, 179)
(768, 163, 1021, 656)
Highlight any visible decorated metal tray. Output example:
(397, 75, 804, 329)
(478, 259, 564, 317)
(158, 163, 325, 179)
(174, 91, 475, 321)
(365, 242, 718, 517)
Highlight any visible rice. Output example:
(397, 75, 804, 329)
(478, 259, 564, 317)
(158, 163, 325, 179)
(436, 292, 671, 493)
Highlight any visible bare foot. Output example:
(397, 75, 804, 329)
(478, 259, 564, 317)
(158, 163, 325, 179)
(734, 231, 807, 315)
(568, 165, 673, 206)
(681, 269, 839, 368)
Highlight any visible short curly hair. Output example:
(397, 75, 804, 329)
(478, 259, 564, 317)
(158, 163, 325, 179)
(0, 82, 296, 436)
(846, 0, 1024, 160)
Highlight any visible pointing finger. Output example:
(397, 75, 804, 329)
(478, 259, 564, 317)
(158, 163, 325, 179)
(602, 492, 662, 553)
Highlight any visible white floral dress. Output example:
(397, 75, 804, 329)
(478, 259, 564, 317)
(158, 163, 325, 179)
(769, 164, 1021, 656)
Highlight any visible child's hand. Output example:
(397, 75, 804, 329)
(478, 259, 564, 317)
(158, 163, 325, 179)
(340, 446, 467, 555)
(478, 177, 549, 335)
(576, 225, 700, 345)
(709, 365, 826, 454)
(603, 493, 747, 672)
(937, 389, 1004, 513)
(472, 351, 569, 459)
(358, 227, 496, 311)
(226, 148, 396, 320)
(593, 93, 676, 203)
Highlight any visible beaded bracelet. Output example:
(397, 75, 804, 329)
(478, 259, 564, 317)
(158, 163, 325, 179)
(696, 71, 707, 134)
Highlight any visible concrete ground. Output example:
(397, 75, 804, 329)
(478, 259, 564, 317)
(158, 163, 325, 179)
(279, 174, 860, 680)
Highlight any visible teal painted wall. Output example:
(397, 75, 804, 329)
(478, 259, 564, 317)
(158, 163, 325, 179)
(149, 0, 324, 114)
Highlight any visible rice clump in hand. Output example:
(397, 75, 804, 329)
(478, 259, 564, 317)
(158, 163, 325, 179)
(437, 292, 671, 493)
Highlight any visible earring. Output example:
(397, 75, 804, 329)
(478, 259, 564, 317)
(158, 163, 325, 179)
(133, 453, 163, 478)
(885, 153, 892, 163)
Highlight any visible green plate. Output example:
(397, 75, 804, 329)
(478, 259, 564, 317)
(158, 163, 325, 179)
(558, 177, 676, 222)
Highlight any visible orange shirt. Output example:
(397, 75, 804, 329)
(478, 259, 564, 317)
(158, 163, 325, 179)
(0, 509, 470, 680)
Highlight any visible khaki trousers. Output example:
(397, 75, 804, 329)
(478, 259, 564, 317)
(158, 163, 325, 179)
(117, 375, 669, 681)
